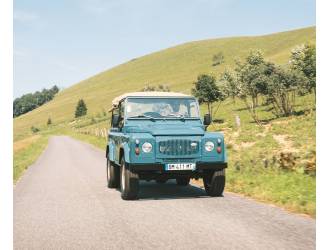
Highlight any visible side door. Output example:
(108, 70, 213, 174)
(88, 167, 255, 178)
(109, 106, 120, 163)
(110, 101, 125, 164)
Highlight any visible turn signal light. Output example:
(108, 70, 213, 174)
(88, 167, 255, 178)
(135, 147, 140, 155)
(216, 146, 222, 153)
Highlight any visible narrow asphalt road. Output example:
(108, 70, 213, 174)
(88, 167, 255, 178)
(14, 136, 315, 250)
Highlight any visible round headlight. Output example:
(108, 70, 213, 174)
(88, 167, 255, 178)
(205, 141, 215, 152)
(142, 142, 153, 153)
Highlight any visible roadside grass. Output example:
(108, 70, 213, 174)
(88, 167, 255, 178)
(13, 134, 50, 183)
(226, 166, 316, 216)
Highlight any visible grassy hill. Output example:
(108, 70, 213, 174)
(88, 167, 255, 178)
(14, 26, 315, 140)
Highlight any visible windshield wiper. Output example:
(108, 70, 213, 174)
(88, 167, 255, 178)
(128, 115, 155, 121)
(163, 114, 186, 120)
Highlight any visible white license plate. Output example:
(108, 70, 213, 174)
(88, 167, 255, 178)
(165, 163, 196, 171)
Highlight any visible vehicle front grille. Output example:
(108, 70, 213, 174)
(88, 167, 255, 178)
(158, 139, 199, 156)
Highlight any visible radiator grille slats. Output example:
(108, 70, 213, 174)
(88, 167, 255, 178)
(159, 139, 199, 156)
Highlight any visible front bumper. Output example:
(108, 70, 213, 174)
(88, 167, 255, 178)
(128, 161, 227, 172)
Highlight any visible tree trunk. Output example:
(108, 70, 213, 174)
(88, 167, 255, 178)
(207, 103, 211, 117)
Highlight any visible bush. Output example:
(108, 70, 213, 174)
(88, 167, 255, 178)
(31, 126, 40, 133)
(212, 51, 224, 66)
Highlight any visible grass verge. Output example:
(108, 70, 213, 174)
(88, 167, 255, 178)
(64, 129, 315, 217)
(13, 134, 50, 183)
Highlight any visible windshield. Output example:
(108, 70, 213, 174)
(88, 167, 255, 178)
(126, 98, 200, 119)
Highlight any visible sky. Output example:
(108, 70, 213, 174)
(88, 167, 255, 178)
(14, 0, 315, 98)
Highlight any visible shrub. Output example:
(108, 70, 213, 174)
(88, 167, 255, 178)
(31, 126, 40, 133)
(212, 51, 224, 66)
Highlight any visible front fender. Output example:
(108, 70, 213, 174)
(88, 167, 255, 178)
(121, 141, 131, 163)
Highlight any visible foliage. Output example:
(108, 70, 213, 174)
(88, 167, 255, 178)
(289, 44, 316, 94)
(30, 126, 40, 133)
(47, 117, 52, 126)
(266, 66, 309, 116)
(13, 85, 59, 117)
(141, 84, 170, 92)
(234, 50, 272, 124)
(212, 51, 224, 66)
(218, 70, 238, 102)
(192, 74, 225, 117)
(75, 99, 88, 118)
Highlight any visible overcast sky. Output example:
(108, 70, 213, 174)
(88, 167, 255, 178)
(14, 0, 315, 97)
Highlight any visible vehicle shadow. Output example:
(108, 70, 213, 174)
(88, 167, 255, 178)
(137, 180, 209, 200)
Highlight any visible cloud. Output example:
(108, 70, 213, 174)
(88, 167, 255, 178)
(14, 10, 39, 22)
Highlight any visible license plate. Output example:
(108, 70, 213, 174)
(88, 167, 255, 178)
(165, 163, 196, 171)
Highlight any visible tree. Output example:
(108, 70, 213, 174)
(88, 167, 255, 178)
(75, 99, 87, 118)
(266, 66, 308, 116)
(219, 70, 238, 103)
(47, 117, 52, 126)
(289, 44, 316, 95)
(212, 52, 224, 66)
(192, 74, 225, 118)
(234, 50, 273, 124)
(13, 85, 60, 117)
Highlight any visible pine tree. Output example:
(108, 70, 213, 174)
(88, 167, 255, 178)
(75, 99, 87, 118)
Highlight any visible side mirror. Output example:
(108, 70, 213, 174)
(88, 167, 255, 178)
(204, 114, 211, 126)
(112, 114, 120, 127)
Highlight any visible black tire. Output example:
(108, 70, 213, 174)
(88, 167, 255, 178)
(203, 169, 225, 197)
(176, 177, 190, 186)
(156, 179, 167, 184)
(120, 157, 139, 200)
(107, 159, 119, 188)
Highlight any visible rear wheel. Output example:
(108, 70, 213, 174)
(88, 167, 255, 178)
(203, 169, 225, 197)
(176, 177, 190, 186)
(120, 157, 139, 200)
(107, 159, 119, 188)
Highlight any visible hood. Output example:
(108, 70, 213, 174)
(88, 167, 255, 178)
(125, 124, 205, 136)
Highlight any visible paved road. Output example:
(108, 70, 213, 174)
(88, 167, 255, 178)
(14, 136, 315, 250)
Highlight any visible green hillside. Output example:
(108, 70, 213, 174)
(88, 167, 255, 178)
(14, 26, 315, 140)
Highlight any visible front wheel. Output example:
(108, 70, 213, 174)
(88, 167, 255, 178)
(120, 157, 139, 200)
(203, 169, 225, 197)
(107, 159, 119, 188)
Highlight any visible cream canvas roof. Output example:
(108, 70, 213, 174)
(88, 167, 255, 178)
(111, 91, 191, 108)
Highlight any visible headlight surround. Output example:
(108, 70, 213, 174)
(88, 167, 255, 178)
(142, 142, 153, 153)
(204, 141, 215, 152)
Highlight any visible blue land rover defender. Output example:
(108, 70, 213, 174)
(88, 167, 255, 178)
(106, 92, 227, 200)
